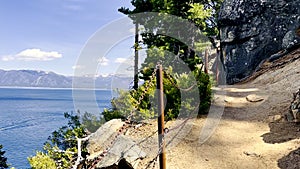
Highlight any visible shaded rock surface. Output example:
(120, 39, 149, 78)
(219, 0, 300, 84)
(87, 119, 146, 169)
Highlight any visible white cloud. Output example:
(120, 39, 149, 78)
(1, 48, 62, 61)
(115, 57, 127, 63)
(72, 65, 85, 70)
(2, 55, 14, 61)
(98, 57, 109, 66)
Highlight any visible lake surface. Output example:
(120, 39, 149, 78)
(0, 88, 112, 168)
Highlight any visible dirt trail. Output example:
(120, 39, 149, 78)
(129, 48, 300, 169)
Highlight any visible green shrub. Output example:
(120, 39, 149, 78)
(28, 152, 56, 169)
(28, 112, 89, 169)
(103, 64, 212, 121)
(103, 85, 156, 122)
(81, 111, 105, 133)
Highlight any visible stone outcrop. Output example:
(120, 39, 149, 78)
(87, 119, 146, 169)
(218, 0, 300, 84)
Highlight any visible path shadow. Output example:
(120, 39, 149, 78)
(261, 121, 300, 144)
(278, 147, 300, 169)
(261, 116, 300, 168)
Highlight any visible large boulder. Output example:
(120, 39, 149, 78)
(87, 119, 125, 155)
(218, 0, 300, 84)
(86, 119, 146, 169)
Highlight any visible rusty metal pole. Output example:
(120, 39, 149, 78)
(216, 48, 220, 85)
(204, 48, 208, 74)
(156, 64, 166, 169)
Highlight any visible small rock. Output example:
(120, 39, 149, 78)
(224, 97, 234, 103)
(243, 151, 261, 158)
(268, 115, 283, 122)
(285, 113, 294, 122)
(246, 94, 264, 102)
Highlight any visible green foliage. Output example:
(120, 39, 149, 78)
(119, 0, 223, 36)
(118, 0, 215, 119)
(187, 3, 212, 34)
(103, 61, 212, 121)
(194, 67, 212, 114)
(81, 112, 105, 133)
(103, 90, 135, 121)
(45, 112, 87, 168)
(103, 83, 157, 121)
(28, 152, 56, 169)
(47, 112, 85, 150)
(28, 112, 91, 169)
(141, 47, 212, 117)
(0, 144, 8, 169)
(195, 41, 212, 52)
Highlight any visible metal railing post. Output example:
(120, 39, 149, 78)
(156, 64, 166, 169)
(204, 48, 209, 74)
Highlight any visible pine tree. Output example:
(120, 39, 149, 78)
(117, 0, 221, 116)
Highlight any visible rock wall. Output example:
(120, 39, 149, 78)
(218, 0, 300, 84)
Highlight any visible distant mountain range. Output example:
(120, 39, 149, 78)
(0, 69, 133, 89)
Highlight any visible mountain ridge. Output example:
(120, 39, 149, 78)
(0, 69, 133, 89)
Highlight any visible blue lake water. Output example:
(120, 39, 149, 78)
(0, 88, 112, 168)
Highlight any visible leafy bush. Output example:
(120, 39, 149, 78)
(103, 84, 157, 122)
(28, 112, 84, 168)
(28, 111, 102, 169)
(80, 111, 105, 133)
(28, 152, 56, 169)
(103, 64, 212, 121)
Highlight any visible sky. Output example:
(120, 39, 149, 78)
(0, 0, 142, 76)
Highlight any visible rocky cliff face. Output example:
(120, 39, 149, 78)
(219, 0, 300, 84)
